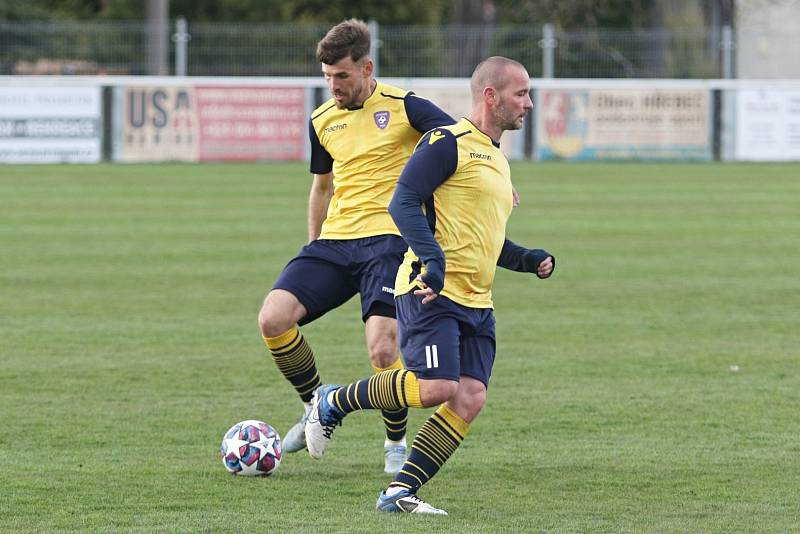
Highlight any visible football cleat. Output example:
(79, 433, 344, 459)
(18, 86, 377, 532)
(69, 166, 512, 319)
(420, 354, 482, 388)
(305, 384, 344, 459)
(383, 443, 407, 475)
(281, 404, 311, 453)
(375, 489, 448, 515)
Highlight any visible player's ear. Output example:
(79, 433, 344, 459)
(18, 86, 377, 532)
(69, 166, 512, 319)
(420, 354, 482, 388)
(362, 58, 374, 77)
(483, 86, 497, 106)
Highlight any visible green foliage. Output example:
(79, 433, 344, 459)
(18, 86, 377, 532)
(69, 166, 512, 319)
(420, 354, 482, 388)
(1, 0, 726, 29)
(1, 0, 449, 24)
(2, 162, 799, 532)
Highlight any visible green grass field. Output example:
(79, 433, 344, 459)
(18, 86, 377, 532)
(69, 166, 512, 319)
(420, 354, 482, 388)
(2, 162, 799, 533)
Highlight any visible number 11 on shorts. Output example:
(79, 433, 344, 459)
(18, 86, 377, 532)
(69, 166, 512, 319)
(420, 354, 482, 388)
(425, 344, 439, 368)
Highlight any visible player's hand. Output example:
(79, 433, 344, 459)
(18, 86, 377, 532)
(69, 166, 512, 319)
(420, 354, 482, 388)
(512, 185, 520, 207)
(523, 248, 555, 279)
(413, 275, 440, 304)
(537, 256, 554, 279)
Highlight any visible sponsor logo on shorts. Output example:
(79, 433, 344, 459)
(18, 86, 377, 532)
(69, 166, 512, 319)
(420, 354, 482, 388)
(381, 286, 395, 294)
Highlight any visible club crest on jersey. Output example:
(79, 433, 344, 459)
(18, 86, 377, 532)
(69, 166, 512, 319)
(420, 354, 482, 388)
(374, 111, 390, 129)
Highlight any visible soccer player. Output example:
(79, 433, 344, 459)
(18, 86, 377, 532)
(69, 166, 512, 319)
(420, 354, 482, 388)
(304, 56, 555, 515)
(257, 19, 454, 474)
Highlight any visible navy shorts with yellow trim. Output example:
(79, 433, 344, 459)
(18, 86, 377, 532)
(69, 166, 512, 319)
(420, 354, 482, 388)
(395, 292, 496, 387)
(273, 235, 406, 325)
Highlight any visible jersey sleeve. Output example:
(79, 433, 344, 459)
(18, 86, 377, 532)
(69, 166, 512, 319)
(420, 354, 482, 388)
(308, 118, 333, 174)
(404, 94, 455, 134)
(497, 238, 555, 278)
(397, 128, 458, 201)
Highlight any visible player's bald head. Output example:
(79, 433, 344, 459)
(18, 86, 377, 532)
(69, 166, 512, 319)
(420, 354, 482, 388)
(470, 56, 528, 103)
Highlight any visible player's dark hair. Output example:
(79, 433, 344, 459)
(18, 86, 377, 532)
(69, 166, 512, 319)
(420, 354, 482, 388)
(316, 19, 371, 65)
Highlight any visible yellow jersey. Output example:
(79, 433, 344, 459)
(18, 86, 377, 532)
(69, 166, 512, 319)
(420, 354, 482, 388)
(394, 119, 514, 308)
(309, 82, 453, 240)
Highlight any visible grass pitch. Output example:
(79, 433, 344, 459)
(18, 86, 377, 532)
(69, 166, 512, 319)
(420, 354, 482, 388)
(1, 162, 799, 533)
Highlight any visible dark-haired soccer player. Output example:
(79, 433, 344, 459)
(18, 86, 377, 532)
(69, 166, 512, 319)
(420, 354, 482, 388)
(305, 56, 555, 514)
(257, 19, 454, 474)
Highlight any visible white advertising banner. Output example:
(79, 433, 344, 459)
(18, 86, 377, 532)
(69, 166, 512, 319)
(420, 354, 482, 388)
(536, 89, 711, 161)
(0, 86, 101, 163)
(735, 89, 800, 161)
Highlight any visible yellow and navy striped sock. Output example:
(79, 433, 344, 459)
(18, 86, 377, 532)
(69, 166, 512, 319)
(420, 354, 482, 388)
(372, 360, 409, 442)
(390, 404, 470, 493)
(264, 327, 320, 403)
(332, 369, 423, 414)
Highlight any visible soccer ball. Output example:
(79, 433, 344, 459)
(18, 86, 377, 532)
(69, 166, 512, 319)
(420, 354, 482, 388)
(220, 419, 282, 476)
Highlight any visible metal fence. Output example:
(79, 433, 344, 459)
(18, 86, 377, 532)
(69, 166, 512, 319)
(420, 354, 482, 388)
(1, 20, 729, 78)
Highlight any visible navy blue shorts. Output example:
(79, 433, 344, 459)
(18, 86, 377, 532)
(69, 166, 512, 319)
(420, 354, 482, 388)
(396, 292, 496, 387)
(273, 235, 406, 325)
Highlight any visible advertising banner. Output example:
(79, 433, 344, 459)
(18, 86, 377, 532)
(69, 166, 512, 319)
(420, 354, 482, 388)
(735, 89, 800, 161)
(536, 89, 711, 161)
(0, 86, 101, 163)
(195, 86, 305, 161)
(115, 85, 198, 162)
(115, 85, 305, 162)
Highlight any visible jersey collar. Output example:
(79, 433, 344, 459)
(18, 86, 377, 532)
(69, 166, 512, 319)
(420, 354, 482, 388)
(463, 118, 501, 148)
(346, 79, 379, 111)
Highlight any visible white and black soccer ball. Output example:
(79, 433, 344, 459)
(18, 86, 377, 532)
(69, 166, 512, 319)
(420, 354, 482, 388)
(220, 420, 282, 476)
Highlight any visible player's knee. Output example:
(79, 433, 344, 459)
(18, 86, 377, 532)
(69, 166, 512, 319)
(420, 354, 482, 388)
(448, 381, 486, 422)
(368, 343, 398, 369)
(419, 379, 458, 407)
(258, 294, 295, 338)
(258, 306, 281, 338)
(457, 390, 486, 422)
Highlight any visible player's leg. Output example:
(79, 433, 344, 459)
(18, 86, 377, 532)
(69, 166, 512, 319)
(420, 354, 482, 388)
(364, 315, 409, 474)
(377, 307, 496, 515)
(259, 289, 311, 388)
(358, 234, 412, 473)
(258, 244, 357, 452)
(305, 292, 460, 458)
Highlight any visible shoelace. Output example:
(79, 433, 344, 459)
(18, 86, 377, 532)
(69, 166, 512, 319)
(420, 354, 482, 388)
(321, 419, 341, 439)
(399, 494, 430, 510)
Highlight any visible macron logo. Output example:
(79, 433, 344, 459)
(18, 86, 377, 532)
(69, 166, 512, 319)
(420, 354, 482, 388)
(428, 130, 445, 145)
(381, 286, 395, 294)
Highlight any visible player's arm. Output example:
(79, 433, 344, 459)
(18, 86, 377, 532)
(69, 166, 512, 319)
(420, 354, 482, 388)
(308, 119, 334, 242)
(496, 238, 555, 279)
(308, 172, 333, 241)
(388, 129, 458, 300)
(404, 93, 455, 132)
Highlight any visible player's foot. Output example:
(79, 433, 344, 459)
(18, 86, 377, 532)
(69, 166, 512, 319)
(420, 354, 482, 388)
(281, 404, 311, 453)
(305, 384, 344, 459)
(383, 442, 407, 474)
(375, 489, 448, 515)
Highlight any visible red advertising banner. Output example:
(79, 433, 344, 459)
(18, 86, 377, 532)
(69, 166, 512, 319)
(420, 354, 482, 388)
(195, 86, 305, 161)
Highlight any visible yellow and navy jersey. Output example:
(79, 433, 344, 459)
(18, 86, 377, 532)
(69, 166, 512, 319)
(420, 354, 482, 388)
(394, 118, 514, 308)
(309, 82, 453, 240)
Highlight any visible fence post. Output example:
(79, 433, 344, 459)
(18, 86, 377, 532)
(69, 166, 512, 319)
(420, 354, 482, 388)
(145, 0, 169, 75)
(720, 24, 735, 79)
(369, 20, 380, 78)
(172, 17, 191, 76)
(719, 24, 736, 161)
(540, 23, 556, 78)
